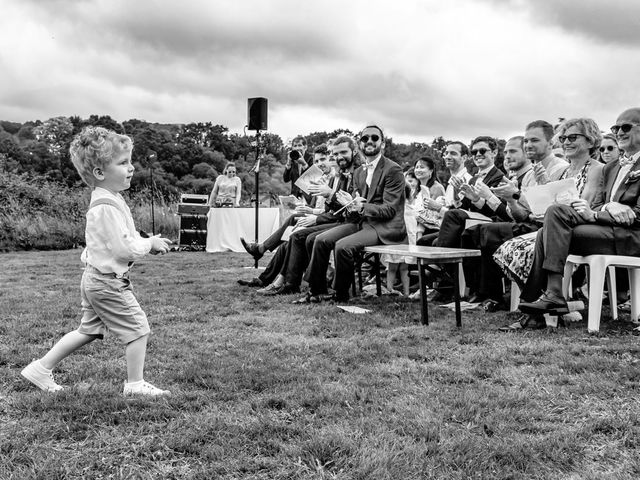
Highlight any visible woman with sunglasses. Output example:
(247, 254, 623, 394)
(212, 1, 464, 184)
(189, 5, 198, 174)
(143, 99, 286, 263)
(598, 134, 620, 164)
(494, 118, 604, 330)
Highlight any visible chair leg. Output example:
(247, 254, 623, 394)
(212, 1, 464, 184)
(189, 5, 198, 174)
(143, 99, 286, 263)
(607, 265, 617, 321)
(629, 268, 640, 323)
(587, 259, 607, 333)
(458, 264, 467, 298)
(562, 261, 575, 298)
(510, 281, 521, 312)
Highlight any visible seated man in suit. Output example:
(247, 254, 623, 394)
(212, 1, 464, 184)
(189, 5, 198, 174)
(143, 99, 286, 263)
(433, 136, 507, 250)
(295, 125, 407, 303)
(238, 144, 337, 287)
(519, 107, 640, 314)
(239, 144, 331, 265)
(259, 135, 361, 295)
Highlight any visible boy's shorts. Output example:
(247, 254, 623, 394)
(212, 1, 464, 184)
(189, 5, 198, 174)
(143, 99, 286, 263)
(77, 265, 150, 344)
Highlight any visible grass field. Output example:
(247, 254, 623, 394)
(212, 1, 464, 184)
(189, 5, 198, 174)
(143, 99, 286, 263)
(1, 249, 640, 479)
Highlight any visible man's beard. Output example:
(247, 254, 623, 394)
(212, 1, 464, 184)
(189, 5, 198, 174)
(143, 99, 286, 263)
(338, 157, 354, 170)
(363, 144, 381, 157)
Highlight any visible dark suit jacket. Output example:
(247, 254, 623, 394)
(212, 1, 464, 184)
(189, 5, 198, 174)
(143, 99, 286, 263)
(591, 158, 640, 255)
(352, 156, 407, 244)
(460, 166, 506, 217)
(315, 172, 356, 225)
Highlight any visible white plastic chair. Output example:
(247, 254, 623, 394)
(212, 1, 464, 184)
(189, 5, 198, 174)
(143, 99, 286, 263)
(562, 254, 640, 332)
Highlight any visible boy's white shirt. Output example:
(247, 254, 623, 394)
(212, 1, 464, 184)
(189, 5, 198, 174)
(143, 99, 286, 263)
(81, 187, 152, 275)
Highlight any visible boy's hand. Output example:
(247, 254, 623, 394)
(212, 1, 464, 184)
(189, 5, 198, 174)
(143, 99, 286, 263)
(150, 235, 172, 254)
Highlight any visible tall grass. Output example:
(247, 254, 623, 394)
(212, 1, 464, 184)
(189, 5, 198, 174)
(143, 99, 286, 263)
(0, 172, 179, 250)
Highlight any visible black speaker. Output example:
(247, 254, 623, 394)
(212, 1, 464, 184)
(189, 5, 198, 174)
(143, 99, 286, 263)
(248, 97, 268, 131)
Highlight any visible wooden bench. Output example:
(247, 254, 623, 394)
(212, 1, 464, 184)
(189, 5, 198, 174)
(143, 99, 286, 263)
(363, 245, 480, 327)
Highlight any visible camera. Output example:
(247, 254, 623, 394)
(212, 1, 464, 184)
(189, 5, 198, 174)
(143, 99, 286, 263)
(288, 150, 301, 161)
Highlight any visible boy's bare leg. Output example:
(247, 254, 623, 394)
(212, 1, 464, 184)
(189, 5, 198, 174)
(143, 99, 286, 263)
(125, 334, 148, 383)
(40, 331, 97, 370)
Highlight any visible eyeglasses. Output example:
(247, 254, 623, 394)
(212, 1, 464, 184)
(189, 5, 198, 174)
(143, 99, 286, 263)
(558, 133, 588, 144)
(599, 145, 617, 152)
(610, 123, 639, 135)
(360, 134, 381, 143)
(470, 148, 491, 156)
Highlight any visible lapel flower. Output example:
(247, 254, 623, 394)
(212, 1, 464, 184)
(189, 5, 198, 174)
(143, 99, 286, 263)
(625, 170, 640, 184)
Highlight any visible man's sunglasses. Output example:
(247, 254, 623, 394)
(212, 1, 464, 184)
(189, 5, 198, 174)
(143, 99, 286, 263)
(471, 148, 491, 156)
(611, 123, 639, 135)
(360, 134, 381, 143)
(599, 146, 617, 152)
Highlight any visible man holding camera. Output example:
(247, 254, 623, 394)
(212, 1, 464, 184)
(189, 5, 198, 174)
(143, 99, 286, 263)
(283, 135, 313, 199)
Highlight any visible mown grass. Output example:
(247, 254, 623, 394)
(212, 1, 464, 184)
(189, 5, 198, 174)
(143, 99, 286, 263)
(1, 249, 640, 479)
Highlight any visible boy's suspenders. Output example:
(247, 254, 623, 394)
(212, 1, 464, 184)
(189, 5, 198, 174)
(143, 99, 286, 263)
(88, 197, 124, 212)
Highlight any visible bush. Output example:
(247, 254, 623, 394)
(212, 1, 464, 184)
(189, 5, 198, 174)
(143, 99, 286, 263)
(0, 172, 180, 251)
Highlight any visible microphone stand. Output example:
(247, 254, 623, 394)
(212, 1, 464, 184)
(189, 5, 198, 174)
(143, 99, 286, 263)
(254, 130, 261, 269)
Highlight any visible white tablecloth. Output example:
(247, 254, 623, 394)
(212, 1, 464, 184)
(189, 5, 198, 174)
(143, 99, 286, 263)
(206, 208, 280, 253)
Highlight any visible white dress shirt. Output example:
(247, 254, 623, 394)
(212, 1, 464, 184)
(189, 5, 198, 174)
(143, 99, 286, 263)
(364, 154, 382, 188)
(81, 187, 152, 275)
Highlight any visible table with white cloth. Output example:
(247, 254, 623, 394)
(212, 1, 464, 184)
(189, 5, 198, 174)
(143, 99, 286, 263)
(206, 207, 280, 253)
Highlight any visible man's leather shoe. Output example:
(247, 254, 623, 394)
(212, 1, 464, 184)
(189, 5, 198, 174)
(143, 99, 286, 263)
(238, 277, 263, 287)
(325, 293, 350, 303)
(240, 237, 263, 261)
(292, 293, 323, 304)
(257, 283, 279, 294)
(265, 284, 300, 296)
(519, 292, 569, 315)
(498, 314, 546, 331)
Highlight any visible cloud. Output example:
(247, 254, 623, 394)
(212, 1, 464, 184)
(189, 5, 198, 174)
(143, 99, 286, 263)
(2, 0, 639, 144)
(486, 0, 640, 47)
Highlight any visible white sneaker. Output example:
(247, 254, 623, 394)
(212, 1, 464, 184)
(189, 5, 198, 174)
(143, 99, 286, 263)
(21, 360, 63, 392)
(123, 380, 170, 396)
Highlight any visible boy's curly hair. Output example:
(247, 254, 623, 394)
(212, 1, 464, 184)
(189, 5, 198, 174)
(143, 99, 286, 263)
(70, 126, 133, 186)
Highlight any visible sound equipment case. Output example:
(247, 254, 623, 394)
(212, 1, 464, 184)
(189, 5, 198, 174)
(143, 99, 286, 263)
(177, 194, 209, 250)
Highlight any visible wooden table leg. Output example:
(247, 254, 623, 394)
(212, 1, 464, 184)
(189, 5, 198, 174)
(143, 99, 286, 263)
(453, 261, 461, 328)
(418, 258, 428, 325)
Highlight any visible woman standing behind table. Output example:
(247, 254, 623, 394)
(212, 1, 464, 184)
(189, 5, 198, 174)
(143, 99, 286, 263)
(599, 134, 620, 164)
(209, 162, 242, 207)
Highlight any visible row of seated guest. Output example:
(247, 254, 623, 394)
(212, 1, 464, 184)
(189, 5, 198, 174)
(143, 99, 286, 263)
(239, 125, 407, 303)
(208, 162, 242, 207)
(236, 109, 640, 332)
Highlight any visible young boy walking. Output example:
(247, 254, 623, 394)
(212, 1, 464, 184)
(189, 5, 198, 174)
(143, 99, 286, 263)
(21, 126, 172, 396)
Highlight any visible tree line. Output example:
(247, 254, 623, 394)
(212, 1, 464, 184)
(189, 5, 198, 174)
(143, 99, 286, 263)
(0, 116, 503, 203)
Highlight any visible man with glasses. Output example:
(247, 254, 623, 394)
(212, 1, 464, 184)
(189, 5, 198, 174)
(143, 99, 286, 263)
(432, 136, 507, 248)
(519, 107, 640, 315)
(296, 125, 406, 303)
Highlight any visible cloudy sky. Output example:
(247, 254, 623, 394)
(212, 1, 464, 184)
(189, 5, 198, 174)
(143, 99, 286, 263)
(1, 0, 638, 144)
